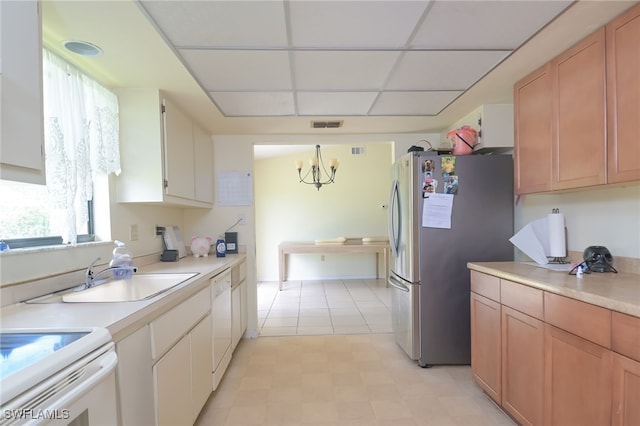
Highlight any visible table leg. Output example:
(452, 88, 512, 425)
(279, 250, 285, 291)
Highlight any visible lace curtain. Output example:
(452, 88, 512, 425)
(42, 49, 121, 244)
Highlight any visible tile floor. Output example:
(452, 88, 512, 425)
(195, 333, 516, 425)
(257, 279, 393, 336)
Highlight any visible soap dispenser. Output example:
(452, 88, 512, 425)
(110, 240, 134, 278)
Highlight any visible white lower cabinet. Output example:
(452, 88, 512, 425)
(211, 270, 232, 390)
(114, 260, 248, 425)
(115, 325, 155, 425)
(231, 261, 248, 351)
(154, 334, 192, 426)
(153, 313, 212, 426)
(190, 314, 213, 418)
(150, 286, 212, 425)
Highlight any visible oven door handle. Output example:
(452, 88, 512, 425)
(43, 348, 118, 412)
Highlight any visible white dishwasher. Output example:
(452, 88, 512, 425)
(211, 269, 232, 390)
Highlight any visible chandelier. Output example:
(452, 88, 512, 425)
(295, 145, 339, 191)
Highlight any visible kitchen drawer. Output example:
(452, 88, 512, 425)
(470, 271, 500, 302)
(501, 280, 543, 320)
(544, 292, 611, 348)
(150, 286, 211, 360)
(612, 311, 640, 362)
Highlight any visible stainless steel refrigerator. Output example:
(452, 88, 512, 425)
(388, 152, 514, 367)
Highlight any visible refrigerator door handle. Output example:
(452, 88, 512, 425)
(389, 180, 400, 258)
(388, 274, 410, 292)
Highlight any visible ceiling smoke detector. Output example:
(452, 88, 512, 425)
(312, 121, 343, 129)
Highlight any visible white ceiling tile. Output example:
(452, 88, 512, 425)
(289, 1, 430, 48)
(294, 51, 400, 90)
(412, 1, 572, 49)
(370, 91, 462, 116)
(386, 50, 510, 91)
(180, 49, 292, 91)
(297, 92, 378, 116)
(211, 92, 295, 117)
(141, 1, 288, 47)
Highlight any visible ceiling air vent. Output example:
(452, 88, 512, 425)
(311, 120, 343, 129)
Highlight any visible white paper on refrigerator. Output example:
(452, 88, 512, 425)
(422, 193, 454, 229)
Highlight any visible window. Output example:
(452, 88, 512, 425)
(0, 49, 120, 248)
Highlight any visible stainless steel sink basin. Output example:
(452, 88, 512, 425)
(24, 273, 199, 303)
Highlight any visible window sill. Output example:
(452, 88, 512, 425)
(0, 241, 113, 257)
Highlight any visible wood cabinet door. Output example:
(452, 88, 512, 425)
(612, 353, 640, 426)
(544, 324, 612, 426)
(606, 3, 640, 184)
(551, 28, 607, 190)
(502, 306, 544, 426)
(470, 292, 501, 403)
(514, 64, 553, 194)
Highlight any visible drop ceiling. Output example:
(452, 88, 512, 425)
(138, 0, 570, 118)
(41, 1, 638, 135)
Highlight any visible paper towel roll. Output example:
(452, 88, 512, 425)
(548, 213, 566, 257)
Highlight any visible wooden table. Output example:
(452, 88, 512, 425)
(278, 239, 389, 290)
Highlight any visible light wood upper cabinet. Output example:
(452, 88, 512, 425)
(514, 64, 553, 194)
(514, 6, 640, 194)
(551, 28, 607, 190)
(0, 0, 46, 185)
(116, 88, 213, 208)
(606, 3, 640, 184)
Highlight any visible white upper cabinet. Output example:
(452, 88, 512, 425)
(116, 88, 213, 208)
(0, 0, 46, 185)
(442, 104, 514, 152)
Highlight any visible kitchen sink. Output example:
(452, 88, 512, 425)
(24, 273, 199, 303)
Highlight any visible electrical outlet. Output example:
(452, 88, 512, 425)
(237, 214, 246, 226)
(321, 255, 325, 261)
(129, 224, 139, 241)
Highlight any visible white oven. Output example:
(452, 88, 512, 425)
(0, 328, 117, 425)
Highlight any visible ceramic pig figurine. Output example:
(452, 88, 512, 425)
(190, 236, 212, 257)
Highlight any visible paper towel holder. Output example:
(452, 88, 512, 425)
(548, 208, 568, 264)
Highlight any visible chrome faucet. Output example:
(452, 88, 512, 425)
(84, 257, 138, 289)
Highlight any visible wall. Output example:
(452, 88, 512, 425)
(254, 142, 392, 281)
(515, 182, 640, 260)
(182, 132, 440, 338)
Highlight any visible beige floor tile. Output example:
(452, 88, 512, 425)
(196, 286, 516, 426)
(301, 401, 339, 424)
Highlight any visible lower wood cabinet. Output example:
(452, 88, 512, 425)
(544, 324, 612, 426)
(501, 306, 544, 426)
(612, 353, 640, 426)
(470, 270, 640, 426)
(470, 291, 501, 402)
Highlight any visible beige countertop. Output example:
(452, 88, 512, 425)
(467, 261, 640, 318)
(0, 254, 245, 341)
